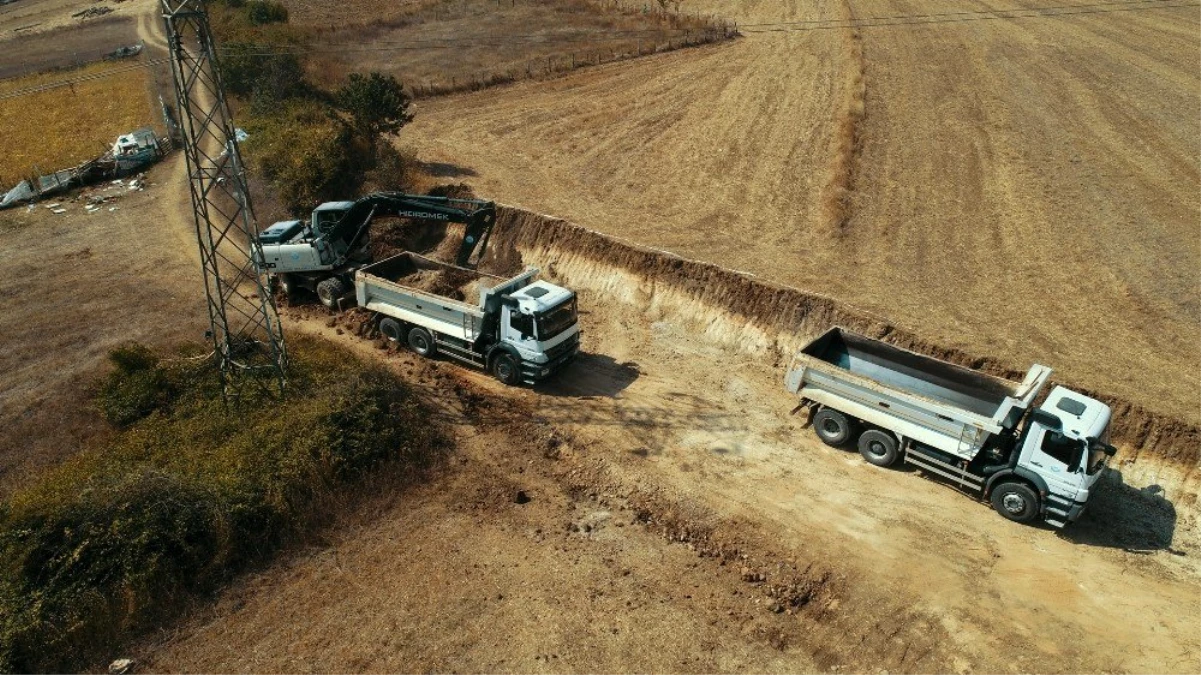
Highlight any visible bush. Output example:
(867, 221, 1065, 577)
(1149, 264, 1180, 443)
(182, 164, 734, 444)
(220, 42, 306, 103)
(243, 101, 358, 213)
(0, 337, 443, 672)
(247, 0, 288, 25)
(97, 343, 169, 427)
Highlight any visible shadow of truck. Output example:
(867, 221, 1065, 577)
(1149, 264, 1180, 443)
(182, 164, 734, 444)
(1060, 468, 1182, 555)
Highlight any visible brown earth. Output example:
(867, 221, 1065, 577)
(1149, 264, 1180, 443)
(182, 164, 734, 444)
(0, 0, 146, 43)
(0, 15, 135, 79)
(139, 213, 1199, 673)
(399, 0, 1201, 430)
(0, 157, 207, 498)
(1, 0, 1198, 671)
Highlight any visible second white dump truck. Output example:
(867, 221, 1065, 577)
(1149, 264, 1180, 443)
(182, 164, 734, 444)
(786, 327, 1116, 527)
(355, 252, 580, 385)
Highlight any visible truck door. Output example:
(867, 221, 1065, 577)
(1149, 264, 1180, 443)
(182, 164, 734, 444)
(501, 306, 537, 348)
(1020, 422, 1085, 500)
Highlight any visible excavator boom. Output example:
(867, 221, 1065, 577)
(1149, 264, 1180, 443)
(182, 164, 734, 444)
(327, 192, 497, 268)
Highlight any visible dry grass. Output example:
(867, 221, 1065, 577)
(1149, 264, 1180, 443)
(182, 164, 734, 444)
(287, 0, 732, 94)
(0, 59, 159, 187)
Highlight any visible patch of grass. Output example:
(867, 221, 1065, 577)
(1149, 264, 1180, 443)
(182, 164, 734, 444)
(0, 335, 445, 673)
(0, 61, 159, 188)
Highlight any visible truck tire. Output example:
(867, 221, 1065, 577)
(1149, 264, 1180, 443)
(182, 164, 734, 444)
(407, 327, 436, 357)
(316, 277, 349, 309)
(491, 353, 521, 386)
(812, 408, 854, 447)
(857, 429, 899, 467)
(379, 317, 405, 343)
(990, 481, 1040, 524)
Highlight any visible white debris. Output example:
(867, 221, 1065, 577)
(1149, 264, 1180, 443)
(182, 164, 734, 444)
(51, 208, 67, 214)
(44, 202, 61, 209)
(111, 179, 124, 186)
(108, 658, 135, 674)
(108, 206, 118, 212)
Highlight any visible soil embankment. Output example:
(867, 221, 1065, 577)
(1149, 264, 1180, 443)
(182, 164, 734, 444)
(485, 205, 1199, 509)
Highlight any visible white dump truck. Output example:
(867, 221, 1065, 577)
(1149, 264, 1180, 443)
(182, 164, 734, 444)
(356, 252, 580, 385)
(785, 327, 1116, 527)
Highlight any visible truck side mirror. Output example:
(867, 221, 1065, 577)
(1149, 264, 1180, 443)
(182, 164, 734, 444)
(1031, 409, 1062, 430)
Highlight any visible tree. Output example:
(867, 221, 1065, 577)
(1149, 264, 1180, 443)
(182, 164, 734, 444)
(335, 72, 414, 160)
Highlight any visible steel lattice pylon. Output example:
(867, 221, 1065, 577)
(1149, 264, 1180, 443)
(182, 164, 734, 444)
(161, 0, 287, 401)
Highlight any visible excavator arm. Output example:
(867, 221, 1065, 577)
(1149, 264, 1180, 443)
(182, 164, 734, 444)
(326, 192, 497, 268)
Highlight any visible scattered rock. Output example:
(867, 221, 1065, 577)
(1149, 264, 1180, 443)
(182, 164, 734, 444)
(767, 601, 784, 614)
(513, 490, 530, 505)
(109, 658, 135, 674)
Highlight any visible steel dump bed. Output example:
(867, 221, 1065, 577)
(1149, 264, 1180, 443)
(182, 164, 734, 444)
(786, 328, 1052, 458)
(355, 252, 538, 344)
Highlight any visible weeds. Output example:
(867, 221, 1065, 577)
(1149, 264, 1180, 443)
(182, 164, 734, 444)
(0, 336, 445, 673)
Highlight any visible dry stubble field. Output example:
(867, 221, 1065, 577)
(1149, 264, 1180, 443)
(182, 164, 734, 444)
(402, 0, 1201, 428)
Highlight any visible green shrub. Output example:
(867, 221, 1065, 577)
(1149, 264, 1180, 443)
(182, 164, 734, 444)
(97, 343, 169, 427)
(0, 336, 443, 672)
(243, 101, 358, 213)
(247, 0, 289, 25)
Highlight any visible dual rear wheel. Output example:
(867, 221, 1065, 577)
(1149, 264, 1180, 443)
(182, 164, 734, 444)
(378, 316, 522, 386)
(810, 406, 1042, 524)
(811, 408, 898, 467)
(379, 319, 435, 357)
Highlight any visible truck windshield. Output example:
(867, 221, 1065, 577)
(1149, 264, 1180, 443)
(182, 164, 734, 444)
(536, 297, 577, 340)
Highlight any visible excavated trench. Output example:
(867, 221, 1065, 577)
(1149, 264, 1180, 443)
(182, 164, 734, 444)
(376, 205, 1198, 515)
(508, 207, 1197, 493)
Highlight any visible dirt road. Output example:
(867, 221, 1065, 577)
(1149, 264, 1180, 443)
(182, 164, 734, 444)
(400, 0, 1200, 427)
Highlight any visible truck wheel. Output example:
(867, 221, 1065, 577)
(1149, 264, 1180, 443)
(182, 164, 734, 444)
(990, 482, 1040, 524)
(379, 317, 404, 342)
(491, 353, 521, 386)
(407, 327, 436, 357)
(812, 408, 854, 447)
(857, 429, 899, 467)
(316, 277, 349, 309)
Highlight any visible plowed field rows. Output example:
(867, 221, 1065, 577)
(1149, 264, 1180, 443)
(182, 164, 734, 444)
(402, 0, 1201, 425)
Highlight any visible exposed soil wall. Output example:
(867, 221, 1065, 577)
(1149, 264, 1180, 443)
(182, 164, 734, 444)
(484, 205, 1199, 507)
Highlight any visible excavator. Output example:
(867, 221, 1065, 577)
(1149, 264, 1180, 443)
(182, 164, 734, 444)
(253, 192, 497, 308)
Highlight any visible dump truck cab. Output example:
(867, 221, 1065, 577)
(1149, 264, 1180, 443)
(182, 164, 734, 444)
(1002, 387, 1115, 523)
(500, 281, 580, 378)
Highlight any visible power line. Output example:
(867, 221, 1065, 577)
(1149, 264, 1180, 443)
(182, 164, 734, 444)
(739, 0, 1186, 28)
(741, 0, 1198, 32)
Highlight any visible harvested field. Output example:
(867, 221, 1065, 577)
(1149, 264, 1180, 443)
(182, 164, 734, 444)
(399, 0, 1201, 431)
(0, 15, 135, 79)
(0, 57, 161, 186)
(280, 0, 732, 94)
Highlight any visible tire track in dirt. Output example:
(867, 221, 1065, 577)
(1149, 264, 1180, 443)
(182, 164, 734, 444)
(823, 1, 867, 234)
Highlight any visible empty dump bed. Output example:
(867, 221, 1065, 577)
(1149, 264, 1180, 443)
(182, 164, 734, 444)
(801, 328, 1018, 418)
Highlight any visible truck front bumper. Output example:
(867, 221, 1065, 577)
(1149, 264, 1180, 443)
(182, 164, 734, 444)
(522, 333, 581, 382)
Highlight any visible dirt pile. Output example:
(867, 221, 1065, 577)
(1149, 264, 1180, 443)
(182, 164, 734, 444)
(394, 267, 482, 305)
(485, 205, 1200, 508)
